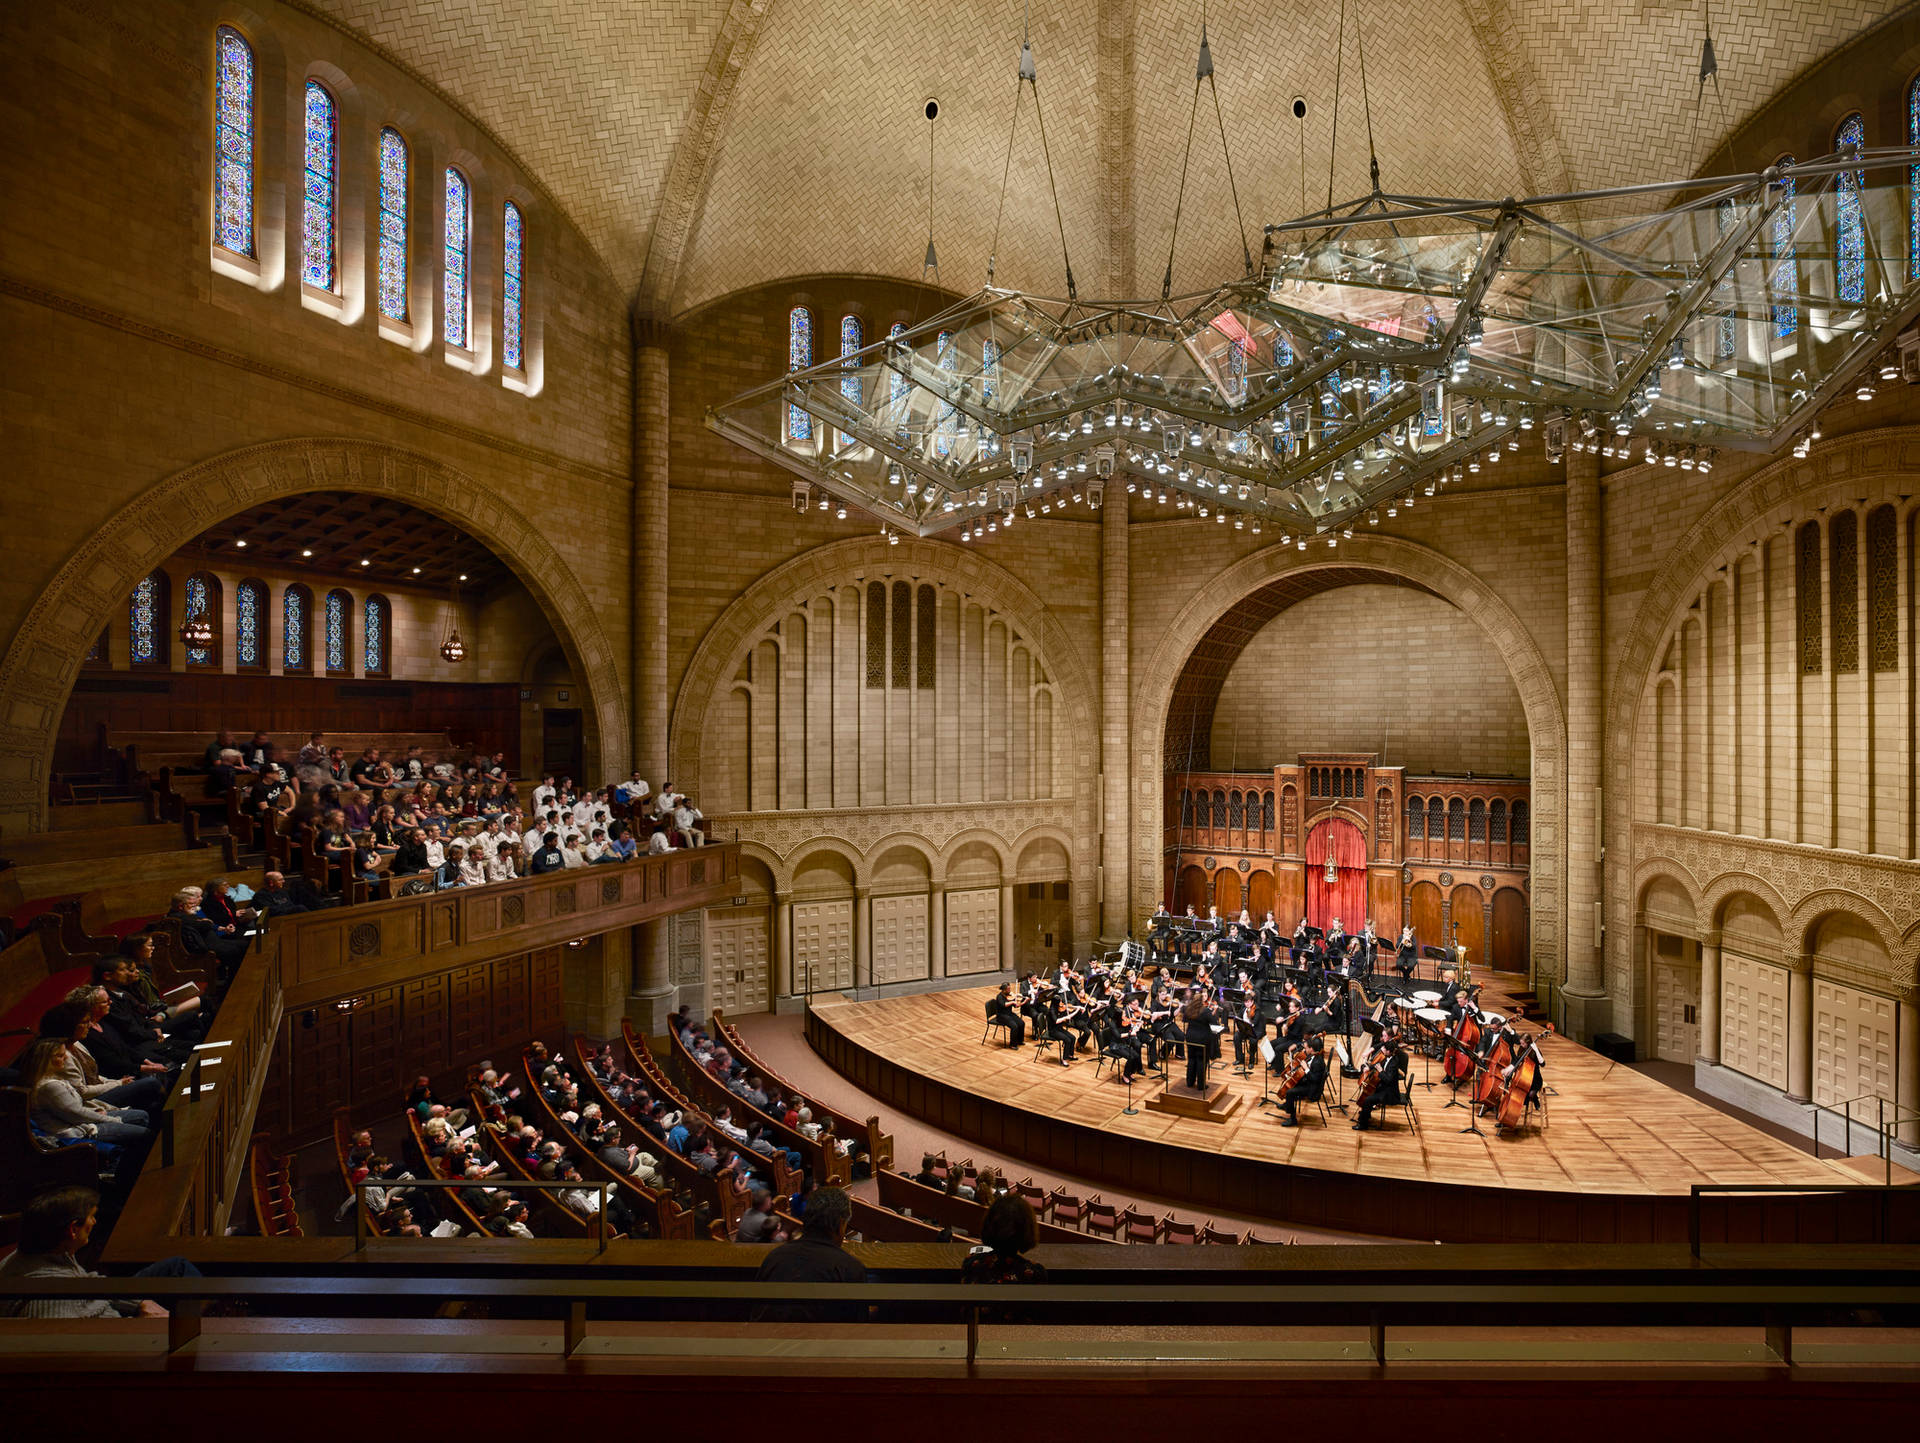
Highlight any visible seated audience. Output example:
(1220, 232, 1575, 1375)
(0, 1187, 200, 1318)
(750, 1186, 864, 1322)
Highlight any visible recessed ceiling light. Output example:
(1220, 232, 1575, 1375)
(411, 566, 421, 574)
(234, 539, 247, 548)
(301, 549, 313, 558)
(359, 559, 370, 567)
(458, 574, 467, 582)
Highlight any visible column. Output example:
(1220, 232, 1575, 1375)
(773, 892, 793, 999)
(1563, 446, 1605, 1039)
(1786, 959, 1812, 1102)
(633, 319, 671, 782)
(1898, 997, 1918, 1151)
(1697, 934, 1722, 1066)
(999, 882, 1017, 974)
(625, 920, 674, 1035)
(853, 886, 871, 991)
(1100, 490, 1131, 942)
(929, 883, 947, 979)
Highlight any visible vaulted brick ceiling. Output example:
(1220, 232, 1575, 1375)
(308, 0, 1903, 316)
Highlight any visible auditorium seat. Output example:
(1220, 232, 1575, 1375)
(1199, 1222, 1241, 1246)
(661, 1018, 848, 1185)
(247, 1131, 304, 1238)
(333, 1108, 384, 1238)
(711, 1009, 893, 1172)
(1085, 1199, 1122, 1241)
(464, 1085, 598, 1241)
(1049, 1189, 1088, 1229)
(115, 729, 471, 776)
(1122, 1207, 1165, 1244)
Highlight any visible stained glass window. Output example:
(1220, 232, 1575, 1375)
(302, 81, 337, 290)
(1771, 157, 1798, 339)
(283, 586, 309, 673)
(184, 572, 215, 667)
(981, 337, 1001, 403)
(1715, 199, 1738, 360)
(444, 168, 470, 347)
(84, 628, 106, 665)
(1226, 337, 1248, 404)
(236, 580, 264, 669)
(888, 322, 909, 406)
(364, 595, 389, 676)
(1272, 335, 1294, 369)
(934, 329, 956, 458)
(325, 589, 349, 674)
(213, 27, 255, 257)
(378, 128, 409, 322)
(130, 572, 164, 666)
(503, 201, 524, 370)
(1835, 113, 1865, 305)
(786, 306, 813, 442)
(836, 315, 862, 447)
(1911, 78, 1920, 282)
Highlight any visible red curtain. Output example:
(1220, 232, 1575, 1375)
(1304, 818, 1367, 933)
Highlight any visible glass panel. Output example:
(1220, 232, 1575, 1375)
(378, 129, 409, 322)
(503, 201, 524, 369)
(1836, 115, 1865, 305)
(236, 582, 261, 668)
(185, 574, 211, 666)
(1772, 158, 1798, 338)
(444, 168, 470, 347)
(364, 597, 384, 674)
(302, 82, 336, 289)
(284, 589, 306, 671)
(326, 591, 347, 673)
(213, 28, 254, 257)
(787, 307, 813, 442)
(130, 575, 159, 665)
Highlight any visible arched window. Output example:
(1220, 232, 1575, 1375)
(837, 315, 862, 449)
(864, 579, 885, 688)
(129, 570, 170, 667)
(1469, 798, 1487, 842)
(786, 306, 813, 442)
(1261, 792, 1274, 831)
(302, 81, 337, 290)
(183, 572, 221, 668)
(363, 595, 391, 678)
(1714, 199, 1738, 360)
(1835, 114, 1865, 305)
(1180, 789, 1194, 828)
(1910, 77, 1920, 282)
(235, 579, 266, 671)
(1212, 790, 1226, 828)
(325, 589, 352, 675)
(1830, 510, 1859, 674)
(502, 201, 525, 370)
(213, 27, 255, 258)
(1407, 794, 1425, 838)
(378, 128, 410, 322)
(1489, 798, 1508, 843)
(890, 580, 911, 688)
(887, 321, 910, 407)
(444, 168, 471, 347)
(1229, 790, 1244, 829)
(1426, 796, 1444, 843)
(283, 585, 311, 674)
(1511, 800, 1530, 845)
(1448, 797, 1466, 841)
(1771, 155, 1798, 338)
(982, 337, 1001, 404)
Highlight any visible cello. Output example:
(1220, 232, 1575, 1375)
(1473, 1027, 1513, 1109)
(1442, 1005, 1482, 1085)
(1493, 1026, 1553, 1131)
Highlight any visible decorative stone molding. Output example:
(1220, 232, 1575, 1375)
(0, 438, 629, 832)
(1132, 536, 1567, 978)
(713, 799, 1081, 891)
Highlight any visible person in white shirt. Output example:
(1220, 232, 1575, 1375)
(486, 843, 519, 883)
(457, 847, 486, 887)
(647, 828, 674, 854)
(471, 820, 501, 862)
(671, 798, 707, 847)
(582, 829, 609, 863)
(571, 795, 596, 832)
(617, 774, 650, 809)
(560, 834, 588, 869)
(424, 832, 447, 870)
(714, 1108, 749, 1145)
(650, 782, 681, 819)
(532, 777, 557, 811)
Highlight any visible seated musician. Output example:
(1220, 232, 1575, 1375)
(1290, 918, 1309, 961)
(1121, 1002, 1159, 1073)
(1017, 973, 1046, 1036)
(1102, 1009, 1144, 1081)
(1396, 926, 1418, 980)
(1353, 1030, 1410, 1131)
(986, 982, 1026, 1048)
(1277, 1034, 1329, 1127)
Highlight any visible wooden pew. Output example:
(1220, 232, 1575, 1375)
(0, 848, 246, 920)
(49, 798, 158, 830)
(513, 1046, 694, 1241)
(332, 1108, 384, 1238)
(663, 1014, 849, 1186)
(712, 1008, 893, 1171)
(0, 823, 194, 869)
(464, 1086, 595, 1241)
(622, 1024, 798, 1197)
(876, 1167, 1111, 1244)
(0, 926, 76, 1034)
(403, 1109, 492, 1238)
(0, 1086, 102, 1219)
(120, 730, 466, 776)
(247, 1131, 304, 1238)
(849, 1194, 951, 1243)
(73, 870, 257, 940)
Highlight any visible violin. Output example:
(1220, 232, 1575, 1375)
(1355, 1045, 1393, 1106)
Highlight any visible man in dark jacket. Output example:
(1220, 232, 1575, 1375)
(528, 832, 566, 875)
(750, 1187, 866, 1322)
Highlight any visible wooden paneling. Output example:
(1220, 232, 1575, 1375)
(869, 894, 928, 986)
(1722, 953, 1790, 1090)
(58, 673, 522, 774)
(287, 1004, 352, 1124)
(530, 948, 564, 1039)
(1410, 880, 1443, 948)
(706, 911, 770, 1014)
(493, 954, 532, 1044)
(793, 898, 853, 990)
(449, 962, 492, 1058)
(350, 986, 405, 1104)
(1653, 952, 1700, 1063)
(1812, 978, 1897, 1110)
(1451, 883, 1486, 966)
(403, 972, 451, 1078)
(943, 887, 998, 976)
(1491, 887, 1528, 973)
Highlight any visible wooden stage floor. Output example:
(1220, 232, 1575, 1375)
(808, 981, 1857, 1202)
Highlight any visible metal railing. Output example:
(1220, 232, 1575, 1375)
(1811, 1094, 1919, 1185)
(352, 1176, 614, 1253)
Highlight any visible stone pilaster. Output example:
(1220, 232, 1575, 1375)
(634, 319, 671, 782)
(1100, 492, 1131, 942)
(1562, 446, 1605, 1039)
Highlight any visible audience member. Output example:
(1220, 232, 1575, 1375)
(0, 1187, 200, 1318)
(750, 1186, 864, 1322)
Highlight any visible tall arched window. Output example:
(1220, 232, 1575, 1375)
(786, 306, 813, 442)
(213, 27, 255, 258)
(444, 168, 471, 347)
(1261, 792, 1274, 831)
(283, 585, 311, 674)
(502, 200, 525, 370)
(302, 81, 338, 290)
(325, 589, 352, 675)
(1714, 199, 1738, 360)
(129, 571, 170, 668)
(1468, 797, 1487, 843)
(1212, 790, 1226, 829)
(835, 314, 862, 449)
(1407, 794, 1425, 838)
(183, 572, 221, 668)
(981, 337, 1001, 404)
(1229, 790, 1244, 829)
(1835, 113, 1866, 305)
(378, 128, 410, 322)
(1180, 789, 1194, 828)
(1771, 155, 1798, 338)
(1868, 504, 1898, 673)
(1426, 797, 1444, 849)
(235, 579, 266, 671)
(1448, 797, 1466, 841)
(1489, 798, 1508, 843)
(1511, 800, 1529, 846)
(1910, 77, 1920, 281)
(363, 594, 391, 678)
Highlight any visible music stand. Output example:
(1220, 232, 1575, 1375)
(1256, 1037, 1277, 1109)
(1120, 1069, 1139, 1117)
(1452, 1050, 1487, 1137)
(1327, 1040, 1352, 1116)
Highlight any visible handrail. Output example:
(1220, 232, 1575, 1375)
(1811, 1094, 1920, 1185)
(352, 1176, 613, 1253)
(1687, 1182, 1917, 1258)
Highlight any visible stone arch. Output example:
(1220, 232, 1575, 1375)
(1789, 891, 1902, 962)
(784, 836, 867, 891)
(0, 438, 626, 830)
(1637, 870, 1703, 938)
(861, 833, 940, 888)
(1633, 858, 1705, 919)
(1703, 874, 1794, 936)
(1135, 534, 1566, 982)
(735, 840, 786, 892)
(935, 827, 1016, 878)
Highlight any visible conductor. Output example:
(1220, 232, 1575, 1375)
(1178, 989, 1215, 1090)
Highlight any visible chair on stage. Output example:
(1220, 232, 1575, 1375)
(1085, 1198, 1122, 1241)
(981, 1014, 1011, 1046)
(1094, 1037, 1132, 1083)
(1243, 1229, 1290, 1245)
(1122, 1207, 1164, 1245)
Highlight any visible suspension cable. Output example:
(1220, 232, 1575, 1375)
(1326, 0, 1347, 212)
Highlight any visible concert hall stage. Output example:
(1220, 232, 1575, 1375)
(804, 980, 1881, 1245)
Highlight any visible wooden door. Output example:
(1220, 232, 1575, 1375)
(1409, 881, 1443, 953)
(944, 887, 1000, 975)
(1449, 884, 1485, 968)
(707, 910, 771, 1014)
(1247, 869, 1277, 924)
(1213, 868, 1241, 916)
(349, 987, 404, 1110)
(541, 708, 583, 782)
(870, 893, 929, 987)
(1652, 948, 1700, 1062)
(792, 898, 853, 992)
(1491, 887, 1528, 974)
(1177, 865, 1208, 914)
(1722, 953, 1789, 1089)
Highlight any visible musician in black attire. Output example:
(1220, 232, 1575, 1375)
(1277, 1034, 1329, 1126)
(986, 982, 1025, 1047)
(1395, 926, 1418, 981)
(1353, 1032, 1409, 1131)
(1178, 990, 1215, 1090)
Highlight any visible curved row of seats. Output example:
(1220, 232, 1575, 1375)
(710, 1009, 893, 1173)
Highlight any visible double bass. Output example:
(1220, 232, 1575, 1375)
(1472, 1027, 1513, 1108)
(1493, 1025, 1553, 1131)
(1442, 1006, 1483, 1085)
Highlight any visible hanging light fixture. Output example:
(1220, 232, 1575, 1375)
(439, 576, 467, 664)
(179, 607, 213, 650)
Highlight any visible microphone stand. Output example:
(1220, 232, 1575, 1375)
(1121, 1069, 1139, 1117)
